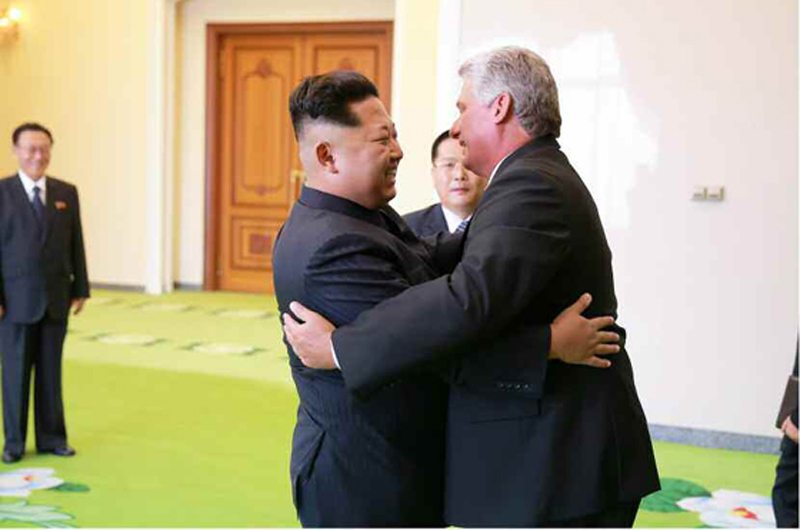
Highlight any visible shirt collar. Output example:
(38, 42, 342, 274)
(486, 152, 512, 188)
(17, 170, 46, 198)
(485, 135, 560, 189)
(440, 204, 470, 233)
(299, 186, 384, 229)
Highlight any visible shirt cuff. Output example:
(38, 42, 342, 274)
(330, 338, 341, 369)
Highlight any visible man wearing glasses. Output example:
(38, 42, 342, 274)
(0, 122, 89, 463)
(403, 130, 488, 237)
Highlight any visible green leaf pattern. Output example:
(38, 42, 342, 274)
(642, 478, 712, 513)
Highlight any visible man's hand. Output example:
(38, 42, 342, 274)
(0, 305, 4, 319)
(549, 293, 620, 368)
(782, 416, 798, 444)
(71, 298, 87, 316)
(282, 301, 337, 370)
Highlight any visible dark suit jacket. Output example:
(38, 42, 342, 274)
(332, 136, 660, 525)
(0, 175, 89, 323)
(272, 186, 452, 527)
(404, 203, 448, 237)
(773, 350, 799, 528)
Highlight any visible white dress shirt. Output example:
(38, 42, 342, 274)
(18, 170, 47, 204)
(441, 205, 471, 234)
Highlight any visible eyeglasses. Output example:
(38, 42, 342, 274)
(15, 146, 51, 156)
(433, 159, 464, 171)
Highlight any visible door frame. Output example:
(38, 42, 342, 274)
(203, 21, 394, 290)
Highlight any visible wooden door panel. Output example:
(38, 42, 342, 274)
(314, 47, 378, 77)
(209, 23, 393, 293)
(233, 46, 295, 207)
(305, 32, 392, 108)
(218, 34, 301, 293)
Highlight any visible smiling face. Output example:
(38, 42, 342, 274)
(331, 96, 403, 209)
(431, 137, 487, 218)
(13, 130, 52, 181)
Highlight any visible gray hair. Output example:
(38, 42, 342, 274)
(458, 46, 562, 138)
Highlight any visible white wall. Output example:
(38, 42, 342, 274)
(456, 0, 798, 437)
(175, 0, 395, 285)
(0, 0, 151, 288)
(387, 0, 441, 215)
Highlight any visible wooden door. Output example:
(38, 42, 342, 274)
(206, 22, 393, 293)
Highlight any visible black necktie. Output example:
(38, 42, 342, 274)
(32, 185, 44, 224)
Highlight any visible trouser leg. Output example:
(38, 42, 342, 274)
(33, 317, 68, 451)
(1, 321, 36, 455)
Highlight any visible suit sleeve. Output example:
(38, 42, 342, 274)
(70, 186, 90, 299)
(0, 219, 4, 308)
(402, 210, 424, 237)
(333, 169, 570, 397)
(303, 233, 413, 327)
(421, 231, 463, 275)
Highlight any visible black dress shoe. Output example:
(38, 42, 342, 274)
(2, 451, 21, 464)
(39, 446, 76, 457)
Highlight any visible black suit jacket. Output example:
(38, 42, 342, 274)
(332, 136, 660, 525)
(0, 175, 89, 323)
(272, 186, 453, 527)
(404, 203, 448, 237)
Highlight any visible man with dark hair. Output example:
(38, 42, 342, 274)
(284, 47, 659, 527)
(0, 122, 89, 463)
(404, 130, 488, 237)
(274, 70, 619, 527)
(277, 71, 448, 527)
(12, 123, 53, 145)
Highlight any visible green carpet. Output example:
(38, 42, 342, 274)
(0, 290, 779, 527)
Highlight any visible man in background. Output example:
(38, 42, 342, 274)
(0, 122, 89, 463)
(403, 130, 487, 237)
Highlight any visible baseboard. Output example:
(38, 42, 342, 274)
(90, 282, 145, 292)
(649, 423, 782, 454)
(173, 282, 203, 291)
(91, 282, 205, 292)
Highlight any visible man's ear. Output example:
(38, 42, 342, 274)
(491, 92, 513, 124)
(315, 142, 337, 173)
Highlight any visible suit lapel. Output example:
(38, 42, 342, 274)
(9, 175, 39, 228)
(43, 180, 59, 246)
(434, 205, 447, 234)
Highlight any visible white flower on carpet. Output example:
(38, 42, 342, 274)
(0, 500, 73, 527)
(95, 334, 160, 346)
(678, 489, 776, 528)
(139, 303, 191, 313)
(216, 309, 271, 319)
(190, 342, 257, 356)
(0, 468, 63, 497)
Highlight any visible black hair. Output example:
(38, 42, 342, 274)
(430, 130, 452, 163)
(289, 71, 379, 139)
(12, 122, 54, 145)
